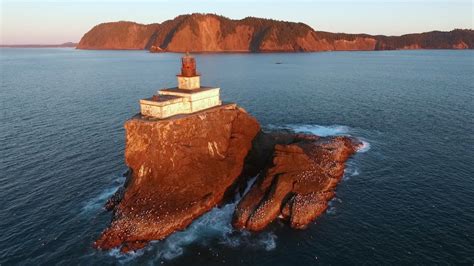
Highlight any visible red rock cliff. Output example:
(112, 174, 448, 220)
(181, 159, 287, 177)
(95, 103, 364, 252)
(94, 104, 260, 252)
(77, 21, 160, 50)
(77, 14, 474, 52)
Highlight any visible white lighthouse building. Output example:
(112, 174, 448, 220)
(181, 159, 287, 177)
(139, 53, 222, 119)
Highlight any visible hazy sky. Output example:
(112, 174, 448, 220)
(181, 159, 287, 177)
(0, 0, 472, 44)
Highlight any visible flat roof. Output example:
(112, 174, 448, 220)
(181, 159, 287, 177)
(144, 95, 182, 102)
(140, 94, 184, 107)
(161, 86, 219, 94)
(176, 74, 201, 77)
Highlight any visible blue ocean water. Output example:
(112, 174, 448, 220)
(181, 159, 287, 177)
(0, 48, 473, 265)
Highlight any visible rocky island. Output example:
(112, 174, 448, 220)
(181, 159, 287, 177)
(77, 13, 473, 52)
(95, 54, 363, 252)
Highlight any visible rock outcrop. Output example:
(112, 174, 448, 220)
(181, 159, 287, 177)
(77, 14, 474, 52)
(233, 134, 361, 230)
(94, 104, 260, 252)
(95, 104, 363, 252)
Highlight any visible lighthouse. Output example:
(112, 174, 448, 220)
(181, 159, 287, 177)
(177, 52, 200, 90)
(139, 53, 222, 119)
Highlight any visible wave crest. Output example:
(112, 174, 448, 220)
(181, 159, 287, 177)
(267, 124, 349, 136)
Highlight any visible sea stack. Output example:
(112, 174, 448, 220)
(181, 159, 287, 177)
(95, 55, 363, 252)
(94, 54, 261, 252)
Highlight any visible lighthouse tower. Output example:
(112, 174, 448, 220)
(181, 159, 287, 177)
(139, 53, 222, 119)
(177, 52, 201, 90)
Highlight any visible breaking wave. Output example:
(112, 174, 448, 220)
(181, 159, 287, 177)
(81, 175, 124, 213)
(151, 202, 277, 261)
(268, 124, 371, 153)
(357, 139, 371, 153)
(82, 187, 117, 213)
(109, 177, 277, 262)
(108, 248, 145, 264)
(343, 161, 360, 181)
(267, 124, 350, 136)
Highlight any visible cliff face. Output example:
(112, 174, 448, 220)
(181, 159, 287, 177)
(76, 21, 160, 50)
(94, 104, 260, 252)
(77, 14, 474, 52)
(160, 15, 321, 52)
(96, 104, 363, 252)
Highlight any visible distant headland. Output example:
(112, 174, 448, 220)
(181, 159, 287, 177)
(76, 13, 473, 52)
(0, 42, 77, 48)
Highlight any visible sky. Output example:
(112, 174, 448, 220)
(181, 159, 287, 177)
(0, 0, 472, 44)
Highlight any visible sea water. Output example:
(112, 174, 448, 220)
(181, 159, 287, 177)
(0, 48, 473, 265)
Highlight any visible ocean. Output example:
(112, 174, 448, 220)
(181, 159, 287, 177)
(0, 48, 473, 265)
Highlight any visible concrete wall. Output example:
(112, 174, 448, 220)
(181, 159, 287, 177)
(160, 88, 220, 101)
(140, 87, 221, 119)
(177, 76, 200, 90)
(141, 100, 190, 119)
(190, 96, 222, 113)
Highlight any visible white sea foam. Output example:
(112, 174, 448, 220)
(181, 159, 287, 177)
(269, 124, 371, 153)
(155, 202, 236, 260)
(357, 139, 371, 153)
(342, 165, 359, 181)
(107, 176, 276, 262)
(82, 176, 124, 213)
(152, 202, 277, 261)
(82, 186, 118, 213)
(326, 205, 337, 215)
(326, 197, 342, 215)
(107, 247, 146, 265)
(151, 176, 276, 261)
(268, 124, 350, 137)
(343, 162, 360, 181)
